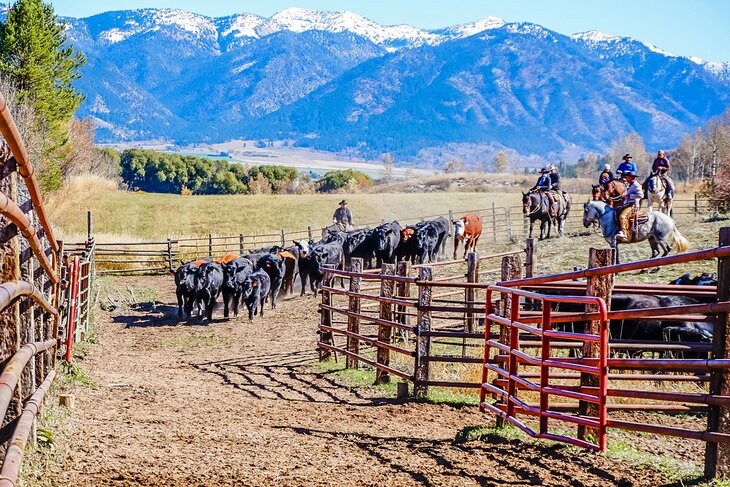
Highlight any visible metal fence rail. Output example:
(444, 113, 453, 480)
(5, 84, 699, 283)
(0, 91, 62, 487)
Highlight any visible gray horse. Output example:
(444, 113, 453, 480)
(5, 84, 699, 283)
(582, 200, 689, 263)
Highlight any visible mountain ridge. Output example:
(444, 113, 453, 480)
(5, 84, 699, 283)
(51, 7, 730, 164)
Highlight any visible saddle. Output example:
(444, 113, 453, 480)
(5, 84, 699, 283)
(634, 209, 649, 225)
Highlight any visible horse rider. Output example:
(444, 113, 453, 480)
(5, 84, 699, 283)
(530, 168, 556, 216)
(531, 167, 551, 192)
(599, 164, 614, 189)
(652, 150, 675, 198)
(548, 165, 562, 191)
(616, 154, 637, 179)
(615, 170, 644, 243)
(332, 199, 353, 231)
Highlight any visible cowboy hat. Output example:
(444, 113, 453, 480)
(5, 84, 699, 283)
(339, 200, 348, 205)
(623, 154, 632, 160)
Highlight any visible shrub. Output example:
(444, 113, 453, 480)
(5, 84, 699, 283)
(317, 169, 372, 193)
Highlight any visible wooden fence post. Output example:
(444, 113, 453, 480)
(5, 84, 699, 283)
(506, 207, 513, 242)
(524, 238, 536, 279)
(414, 265, 432, 398)
(495, 254, 522, 426)
(87, 210, 93, 242)
(694, 193, 699, 217)
(208, 234, 213, 257)
(307, 226, 313, 240)
(280, 229, 286, 247)
(346, 258, 363, 369)
(465, 251, 479, 334)
(448, 210, 454, 238)
(578, 248, 614, 442)
(706, 226, 730, 479)
(166, 238, 173, 273)
(239, 234, 244, 254)
(491, 202, 497, 243)
(522, 211, 528, 238)
(375, 263, 396, 384)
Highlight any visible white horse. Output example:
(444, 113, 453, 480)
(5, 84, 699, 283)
(582, 200, 688, 264)
(644, 173, 672, 215)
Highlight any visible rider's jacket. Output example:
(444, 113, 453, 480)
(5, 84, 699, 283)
(549, 172, 561, 190)
(599, 170, 614, 186)
(617, 161, 637, 175)
(534, 175, 550, 190)
(333, 207, 353, 225)
(652, 156, 670, 173)
(624, 180, 644, 206)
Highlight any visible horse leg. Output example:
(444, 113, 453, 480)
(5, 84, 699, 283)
(529, 220, 534, 239)
(648, 237, 660, 259)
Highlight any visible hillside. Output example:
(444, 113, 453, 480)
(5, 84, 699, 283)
(59, 8, 730, 164)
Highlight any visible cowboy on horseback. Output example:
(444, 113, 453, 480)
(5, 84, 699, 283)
(530, 167, 556, 217)
(615, 170, 643, 243)
(651, 150, 675, 198)
(332, 199, 353, 231)
(616, 154, 637, 179)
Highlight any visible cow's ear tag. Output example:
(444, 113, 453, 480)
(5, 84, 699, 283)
(252, 282, 257, 287)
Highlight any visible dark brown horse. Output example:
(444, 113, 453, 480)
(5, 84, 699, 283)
(604, 179, 627, 208)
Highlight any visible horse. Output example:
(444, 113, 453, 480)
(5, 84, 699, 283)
(582, 200, 689, 264)
(522, 191, 552, 240)
(553, 192, 572, 236)
(604, 179, 626, 208)
(644, 173, 673, 215)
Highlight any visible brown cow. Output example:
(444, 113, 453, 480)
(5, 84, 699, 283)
(452, 212, 483, 259)
(275, 250, 297, 296)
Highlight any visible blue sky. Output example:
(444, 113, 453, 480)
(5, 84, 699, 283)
(47, 0, 730, 61)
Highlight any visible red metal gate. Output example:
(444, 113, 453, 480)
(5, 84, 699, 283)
(480, 285, 609, 451)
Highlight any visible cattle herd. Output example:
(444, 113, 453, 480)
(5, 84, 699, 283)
(174, 214, 484, 322)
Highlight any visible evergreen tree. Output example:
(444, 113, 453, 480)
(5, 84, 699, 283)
(0, 0, 85, 150)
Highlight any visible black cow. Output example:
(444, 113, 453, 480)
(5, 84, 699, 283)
(194, 262, 224, 321)
(241, 270, 271, 321)
(221, 257, 254, 318)
(428, 217, 450, 261)
(311, 241, 345, 292)
(321, 228, 347, 245)
(256, 254, 285, 309)
(174, 261, 203, 318)
(670, 273, 718, 286)
(343, 228, 377, 269)
(293, 240, 317, 296)
(372, 221, 401, 267)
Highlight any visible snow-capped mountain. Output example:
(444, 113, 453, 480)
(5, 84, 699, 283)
(54, 7, 730, 162)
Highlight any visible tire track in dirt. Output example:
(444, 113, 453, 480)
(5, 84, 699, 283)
(45, 276, 675, 486)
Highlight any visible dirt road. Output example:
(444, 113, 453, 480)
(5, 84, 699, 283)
(45, 276, 673, 486)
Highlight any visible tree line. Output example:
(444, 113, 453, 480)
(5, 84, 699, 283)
(119, 149, 372, 195)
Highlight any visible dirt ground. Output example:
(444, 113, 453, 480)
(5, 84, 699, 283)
(40, 275, 695, 486)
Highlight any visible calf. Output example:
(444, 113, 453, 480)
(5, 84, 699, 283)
(293, 240, 316, 296)
(221, 257, 253, 318)
(373, 221, 401, 267)
(194, 262, 224, 321)
(311, 241, 345, 292)
(241, 270, 271, 321)
(256, 254, 285, 309)
(174, 260, 208, 318)
(453, 212, 483, 259)
(343, 228, 376, 269)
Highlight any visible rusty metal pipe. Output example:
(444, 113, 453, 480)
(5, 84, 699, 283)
(501, 245, 730, 287)
(0, 281, 58, 317)
(0, 370, 55, 487)
(0, 191, 58, 283)
(0, 92, 59, 255)
(0, 339, 56, 421)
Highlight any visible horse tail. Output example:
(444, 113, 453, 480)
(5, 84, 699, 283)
(672, 227, 690, 253)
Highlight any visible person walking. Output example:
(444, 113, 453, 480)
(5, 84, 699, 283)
(332, 199, 353, 231)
